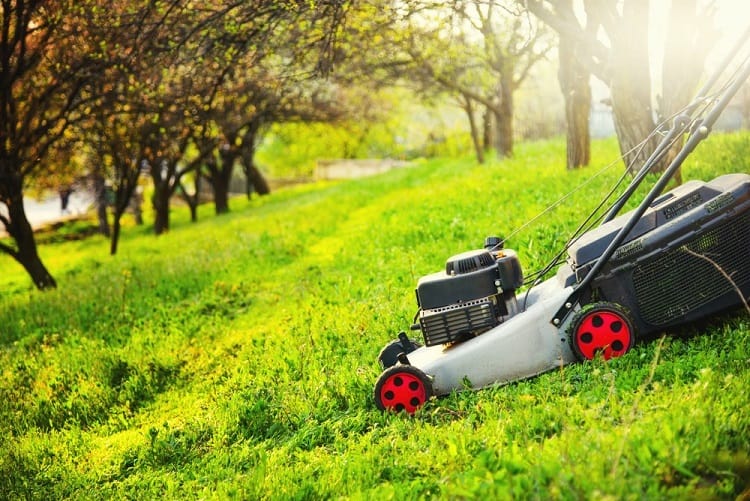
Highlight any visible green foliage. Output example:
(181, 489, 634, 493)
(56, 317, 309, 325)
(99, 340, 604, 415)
(255, 88, 475, 179)
(1, 134, 749, 499)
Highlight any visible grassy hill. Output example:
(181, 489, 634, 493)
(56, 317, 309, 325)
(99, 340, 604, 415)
(1, 135, 749, 499)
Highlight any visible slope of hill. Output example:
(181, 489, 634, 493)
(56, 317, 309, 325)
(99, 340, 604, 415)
(1, 135, 748, 499)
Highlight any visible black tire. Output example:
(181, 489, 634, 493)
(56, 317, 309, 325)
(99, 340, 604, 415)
(374, 364, 432, 413)
(568, 302, 637, 361)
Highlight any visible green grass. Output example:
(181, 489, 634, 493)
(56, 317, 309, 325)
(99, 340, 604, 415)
(1, 134, 749, 499)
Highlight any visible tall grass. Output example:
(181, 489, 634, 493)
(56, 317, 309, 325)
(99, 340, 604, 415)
(0, 134, 748, 499)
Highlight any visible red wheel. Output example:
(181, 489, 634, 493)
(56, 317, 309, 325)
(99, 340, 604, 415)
(374, 365, 432, 414)
(569, 302, 636, 361)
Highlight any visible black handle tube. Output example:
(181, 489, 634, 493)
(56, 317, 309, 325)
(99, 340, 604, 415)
(601, 115, 690, 223)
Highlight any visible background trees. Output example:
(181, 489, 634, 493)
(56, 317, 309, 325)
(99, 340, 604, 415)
(0, 0, 111, 288)
(1, 0, 348, 281)
(1, 0, 740, 288)
(343, 0, 552, 163)
(525, 0, 715, 176)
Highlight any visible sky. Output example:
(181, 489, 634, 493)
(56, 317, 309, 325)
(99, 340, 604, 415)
(713, 0, 750, 38)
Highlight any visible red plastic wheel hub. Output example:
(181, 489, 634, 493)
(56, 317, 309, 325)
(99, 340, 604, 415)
(378, 370, 427, 413)
(574, 308, 632, 360)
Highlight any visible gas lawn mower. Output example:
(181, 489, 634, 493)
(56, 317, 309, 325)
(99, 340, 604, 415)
(373, 34, 750, 414)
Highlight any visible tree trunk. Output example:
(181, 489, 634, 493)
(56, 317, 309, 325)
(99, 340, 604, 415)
(152, 183, 171, 234)
(482, 107, 492, 152)
(131, 189, 144, 225)
(3, 193, 57, 289)
(462, 94, 485, 164)
(212, 173, 230, 214)
(110, 210, 123, 255)
(187, 201, 197, 223)
(177, 174, 200, 223)
(238, 127, 270, 198)
(558, 20, 591, 169)
(186, 201, 197, 222)
(494, 76, 514, 158)
(211, 148, 237, 215)
(92, 168, 110, 237)
(565, 93, 591, 170)
(655, 0, 710, 186)
(610, 88, 660, 174)
(191, 172, 201, 222)
(112, 159, 141, 242)
(246, 164, 270, 197)
(608, 0, 661, 174)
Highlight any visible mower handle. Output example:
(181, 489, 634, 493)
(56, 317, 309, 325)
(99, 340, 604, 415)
(551, 43, 750, 327)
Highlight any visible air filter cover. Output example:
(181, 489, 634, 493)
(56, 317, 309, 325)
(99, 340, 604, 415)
(446, 250, 495, 275)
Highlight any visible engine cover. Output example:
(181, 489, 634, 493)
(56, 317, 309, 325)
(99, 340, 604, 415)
(416, 250, 499, 310)
(415, 249, 524, 346)
(416, 249, 523, 310)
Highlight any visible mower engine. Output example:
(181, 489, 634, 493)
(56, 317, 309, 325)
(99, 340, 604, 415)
(414, 238, 524, 346)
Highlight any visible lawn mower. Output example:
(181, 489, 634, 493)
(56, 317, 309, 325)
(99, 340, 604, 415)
(373, 33, 750, 413)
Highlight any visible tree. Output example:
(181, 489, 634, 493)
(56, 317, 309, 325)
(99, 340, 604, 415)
(137, 0, 350, 221)
(554, 0, 592, 169)
(524, 0, 714, 177)
(358, 0, 551, 160)
(192, 1, 349, 214)
(201, 73, 275, 215)
(0, 0, 110, 288)
(141, 72, 209, 235)
(78, 1, 211, 245)
(1, 0, 351, 284)
(85, 77, 147, 255)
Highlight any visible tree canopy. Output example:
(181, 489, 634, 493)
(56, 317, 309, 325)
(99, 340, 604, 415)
(1, 0, 740, 288)
(0, 0, 348, 286)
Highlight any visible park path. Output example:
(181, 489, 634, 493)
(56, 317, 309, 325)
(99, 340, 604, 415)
(0, 191, 94, 237)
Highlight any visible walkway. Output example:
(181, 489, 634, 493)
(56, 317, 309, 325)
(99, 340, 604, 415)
(0, 191, 94, 237)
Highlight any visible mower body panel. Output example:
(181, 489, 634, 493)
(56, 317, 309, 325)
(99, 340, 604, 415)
(406, 271, 578, 396)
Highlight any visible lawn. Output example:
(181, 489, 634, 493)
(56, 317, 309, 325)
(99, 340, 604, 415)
(0, 134, 748, 499)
